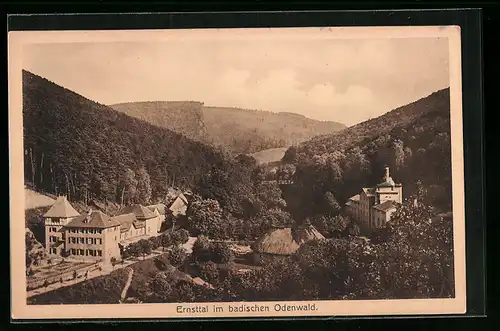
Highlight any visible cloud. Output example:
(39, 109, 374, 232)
(23, 36, 450, 126)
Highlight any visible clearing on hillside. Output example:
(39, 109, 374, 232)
(25, 188, 55, 210)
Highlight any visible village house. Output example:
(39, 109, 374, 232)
(43, 196, 80, 256)
(118, 204, 162, 237)
(345, 166, 402, 230)
(43, 198, 166, 263)
(251, 223, 324, 265)
(64, 210, 121, 263)
(146, 203, 166, 231)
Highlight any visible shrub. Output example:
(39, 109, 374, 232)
(169, 246, 187, 267)
(198, 261, 220, 285)
(192, 235, 212, 262)
(212, 242, 234, 264)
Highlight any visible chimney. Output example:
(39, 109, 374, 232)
(385, 166, 390, 181)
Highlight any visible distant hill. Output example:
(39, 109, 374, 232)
(22, 70, 228, 204)
(283, 88, 452, 215)
(250, 147, 288, 165)
(109, 102, 346, 155)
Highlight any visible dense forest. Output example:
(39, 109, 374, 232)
(110, 101, 346, 155)
(22, 70, 229, 204)
(282, 88, 453, 219)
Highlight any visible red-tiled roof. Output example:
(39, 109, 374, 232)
(65, 211, 120, 229)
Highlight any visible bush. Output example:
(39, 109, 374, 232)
(172, 228, 189, 245)
(212, 242, 234, 264)
(192, 235, 212, 262)
(169, 246, 187, 267)
(198, 261, 220, 285)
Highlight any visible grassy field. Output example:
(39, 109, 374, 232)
(27, 268, 130, 305)
(250, 147, 288, 165)
(25, 188, 55, 210)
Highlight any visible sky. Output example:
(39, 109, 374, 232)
(22, 32, 450, 126)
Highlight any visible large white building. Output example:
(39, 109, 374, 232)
(43, 199, 165, 263)
(345, 167, 402, 230)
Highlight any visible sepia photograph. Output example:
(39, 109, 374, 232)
(9, 26, 466, 319)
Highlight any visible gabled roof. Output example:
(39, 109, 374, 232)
(120, 204, 156, 219)
(147, 203, 166, 215)
(43, 196, 80, 218)
(373, 200, 399, 212)
(110, 213, 143, 233)
(169, 194, 188, 214)
(65, 211, 120, 229)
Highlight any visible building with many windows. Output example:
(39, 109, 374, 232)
(43, 196, 80, 256)
(64, 210, 121, 263)
(43, 198, 166, 263)
(345, 167, 402, 230)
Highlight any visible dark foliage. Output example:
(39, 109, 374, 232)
(283, 88, 452, 215)
(23, 70, 228, 203)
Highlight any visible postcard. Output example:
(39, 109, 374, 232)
(9, 25, 466, 319)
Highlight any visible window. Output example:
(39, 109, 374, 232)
(98, 250, 102, 256)
(79, 249, 84, 255)
(71, 248, 76, 255)
(51, 248, 57, 254)
(98, 238, 102, 245)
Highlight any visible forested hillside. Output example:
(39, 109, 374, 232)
(282, 88, 452, 218)
(23, 70, 228, 204)
(110, 102, 346, 155)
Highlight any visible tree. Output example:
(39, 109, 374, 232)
(110, 257, 117, 270)
(376, 194, 454, 299)
(168, 245, 187, 267)
(161, 232, 172, 251)
(311, 214, 349, 238)
(186, 198, 224, 237)
(121, 168, 137, 205)
(149, 235, 161, 250)
(259, 208, 294, 229)
(126, 242, 141, 258)
(136, 166, 152, 205)
(171, 229, 189, 246)
(198, 261, 220, 285)
(212, 242, 234, 264)
(73, 270, 77, 280)
(148, 271, 173, 302)
(43, 280, 49, 288)
(138, 239, 153, 260)
(192, 235, 212, 263)
(323, 191, 341, 215)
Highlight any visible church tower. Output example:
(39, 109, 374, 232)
(375, 167, 403, 205)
